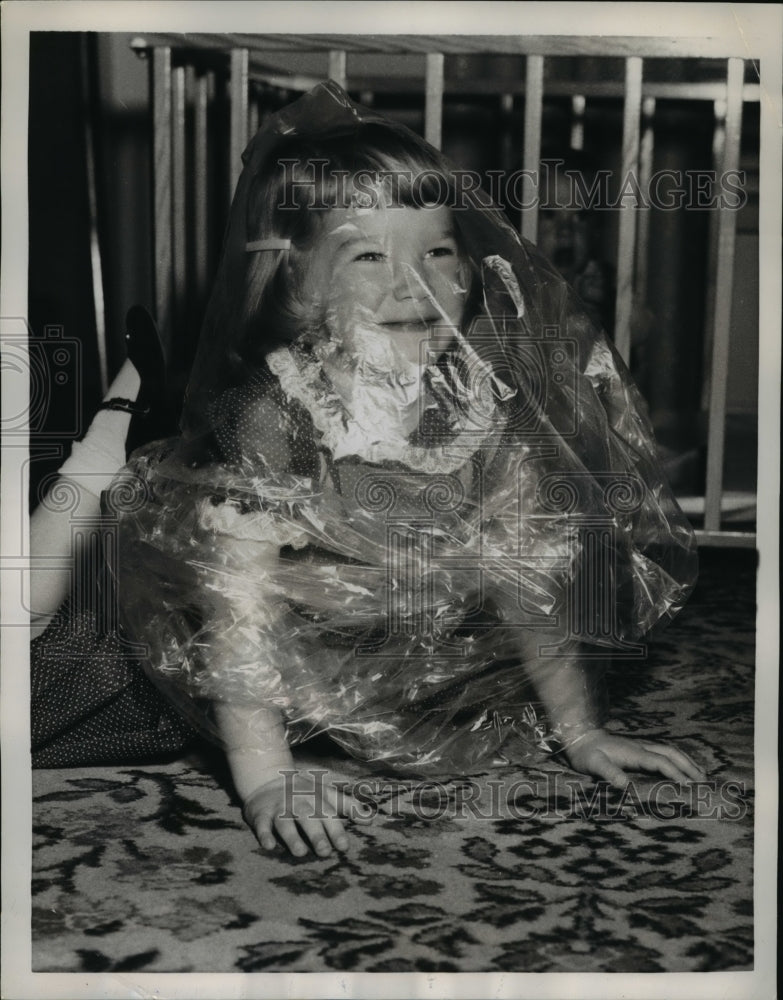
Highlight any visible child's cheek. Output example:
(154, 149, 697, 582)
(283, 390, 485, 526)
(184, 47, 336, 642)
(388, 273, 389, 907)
(328, 271, 388, 324)
(428, 267, 468, 327)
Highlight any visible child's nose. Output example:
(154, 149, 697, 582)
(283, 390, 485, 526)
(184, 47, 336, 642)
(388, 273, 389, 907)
(390, 259, 430, 303)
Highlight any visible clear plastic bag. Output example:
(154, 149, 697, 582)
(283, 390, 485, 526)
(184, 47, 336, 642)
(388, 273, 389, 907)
(112, 82, 697, 777)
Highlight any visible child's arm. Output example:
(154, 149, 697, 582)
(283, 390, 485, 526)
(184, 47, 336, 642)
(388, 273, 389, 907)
(520, 636, 706, 786)
(202, 528, 370, 856)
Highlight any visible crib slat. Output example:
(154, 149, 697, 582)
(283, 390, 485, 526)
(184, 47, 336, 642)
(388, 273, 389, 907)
(499, 93, 514, 172)
(613, 56, 643, 365)
(328, 49, 347, 88)
(425, 52, 444, 149)
(152, 46, 173, 349)
(701, 98, 727, 413)
(635, 96, 656, 303)
(171, 66, 187, 341)
(193, 71, 209, 306)
(80, 36, 108, 393)
(704, 58, 744, 532)
(521, 54, 544, 243)
(695, 528, 757, 548)
(570, 94, 586, 151)
(229, 48, 249, 196)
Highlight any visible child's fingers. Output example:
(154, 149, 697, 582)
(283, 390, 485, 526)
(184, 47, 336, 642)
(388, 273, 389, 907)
(296, 816, 336, 857)
(641, 743, 707, 781)
(633, 748, 696, 785)
(248, 812, 278, 851)
(274, 816, 310, 857)
(589, 752, 629, 789)
(242, 797, 277, 850)
(253, 810, 346, 857)
(319, 815, 349, 852)
(257, 829, 278, 851)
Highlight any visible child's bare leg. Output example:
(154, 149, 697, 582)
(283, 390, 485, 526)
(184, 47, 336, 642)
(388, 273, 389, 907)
(29, 360, 140, 638)
(517, 630, 706, 786)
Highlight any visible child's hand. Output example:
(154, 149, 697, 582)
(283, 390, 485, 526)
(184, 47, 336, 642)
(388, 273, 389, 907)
(216, 704, 373, 858)
(241, 766, 373, 858)
(563, 728, 707, 788)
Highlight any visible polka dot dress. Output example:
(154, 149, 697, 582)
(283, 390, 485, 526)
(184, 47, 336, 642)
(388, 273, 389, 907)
(31, 599, 194, 768)
(211, 367, 320, 478)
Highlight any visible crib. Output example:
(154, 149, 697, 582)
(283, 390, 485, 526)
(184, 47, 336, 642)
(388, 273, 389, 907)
(116, 32, 758, 547)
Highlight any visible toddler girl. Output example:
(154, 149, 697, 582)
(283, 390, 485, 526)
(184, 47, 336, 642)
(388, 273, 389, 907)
(112, 82, 703, 857)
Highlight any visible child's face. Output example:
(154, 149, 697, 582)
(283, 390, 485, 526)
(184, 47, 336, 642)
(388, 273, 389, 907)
(304, 204, 469, 366)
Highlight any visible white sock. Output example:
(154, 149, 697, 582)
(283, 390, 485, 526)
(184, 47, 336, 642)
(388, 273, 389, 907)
(57, 359, 142, 500)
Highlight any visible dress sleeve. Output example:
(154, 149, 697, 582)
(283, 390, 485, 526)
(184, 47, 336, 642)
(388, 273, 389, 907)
(211, 369, 319, 479)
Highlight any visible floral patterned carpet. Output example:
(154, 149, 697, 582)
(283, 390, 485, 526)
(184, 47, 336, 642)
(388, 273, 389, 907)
(31, 550, 756, 974)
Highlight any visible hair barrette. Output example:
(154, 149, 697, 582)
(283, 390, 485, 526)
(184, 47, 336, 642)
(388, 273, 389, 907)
(246, 238, 292, 253)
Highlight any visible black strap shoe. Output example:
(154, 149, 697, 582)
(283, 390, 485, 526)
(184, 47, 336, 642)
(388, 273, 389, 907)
(97, 306, 176, 456)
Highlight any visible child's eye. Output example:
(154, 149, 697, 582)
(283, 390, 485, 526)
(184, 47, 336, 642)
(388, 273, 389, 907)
(426, 246, 457, 259)
(353, 251, 387, 263)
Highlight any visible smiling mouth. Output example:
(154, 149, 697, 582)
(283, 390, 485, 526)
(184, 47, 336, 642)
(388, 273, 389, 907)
(381, 319, 440, 331)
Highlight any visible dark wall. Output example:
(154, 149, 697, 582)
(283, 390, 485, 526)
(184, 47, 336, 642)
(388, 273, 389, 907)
(28, 33, 101, 508)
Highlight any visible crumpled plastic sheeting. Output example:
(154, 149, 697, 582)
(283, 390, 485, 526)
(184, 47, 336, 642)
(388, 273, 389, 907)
(111, 82, 697, 778)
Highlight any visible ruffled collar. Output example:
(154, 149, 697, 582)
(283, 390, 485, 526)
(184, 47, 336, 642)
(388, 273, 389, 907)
(266, 337, 514, 474)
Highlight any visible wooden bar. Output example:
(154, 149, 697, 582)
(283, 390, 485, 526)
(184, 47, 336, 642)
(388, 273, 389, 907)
(700, 98, 727, 412)
(694, 529, 756, 548)
(234, 72, 762, 103)
(80, 36, 108, 393)
(328, 49, 347, 88)
(130, 40, 761, 102)
(704, 58, 744, 532)
(131, 33, 763, 60)
(635, 96, 656, 303)
(500, 93, 514, 172)
(193, 71, 209, 305)
(424, 52, 444, 149)
(229, 48, 249, 196)
(570, 93, 586, 150)
(171, 66, 187, 340)
(237, 74, 761, 103)
(613, 56, 643, 364)
(521, 54, 544, 243)
(152, 46, 173, 349)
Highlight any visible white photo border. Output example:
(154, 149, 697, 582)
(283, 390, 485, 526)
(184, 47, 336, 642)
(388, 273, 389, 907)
(2, 2, 779, 998)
